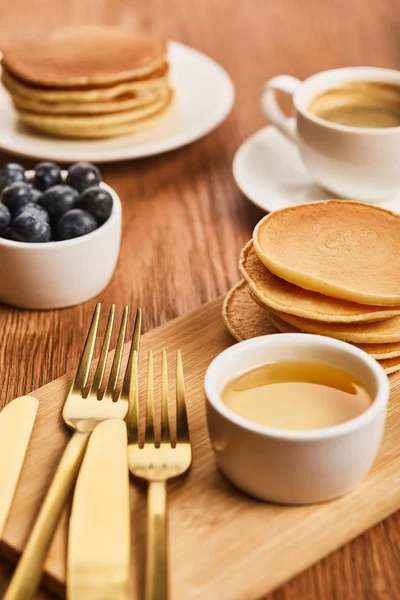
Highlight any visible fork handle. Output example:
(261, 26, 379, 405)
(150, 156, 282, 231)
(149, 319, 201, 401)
(4, 431, 90, 600)
(145, 480, 168, 600)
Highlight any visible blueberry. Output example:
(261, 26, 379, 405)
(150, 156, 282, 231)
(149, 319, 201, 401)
(0, 163, 26, 192)
(4, 163, 24, 172)
(14, 202, 49, 223)
(39, 185, 79, 221)
(78, 187, 113, 224)
(50, 226, 60, 242)
(33, 161, 62, 191)
(29, 188, 44, 203)
(66, 162, 101, 193)
(1, 182, 41, 215)
(0, 226, 13, 240)
(12, 213, 51, 243)
(57, 209, 98, 240)
(0, 203, 11, 233)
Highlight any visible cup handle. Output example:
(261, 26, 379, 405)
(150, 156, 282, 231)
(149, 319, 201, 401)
(260, 75, 302, 142)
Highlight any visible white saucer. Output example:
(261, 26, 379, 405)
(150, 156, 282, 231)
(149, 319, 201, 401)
(0, 41, 235, 163)
(233, 124, 400, 214)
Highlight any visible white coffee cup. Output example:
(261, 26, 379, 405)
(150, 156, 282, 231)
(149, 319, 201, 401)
(205, 334, 389, 504)
(260, 67, 400, 202)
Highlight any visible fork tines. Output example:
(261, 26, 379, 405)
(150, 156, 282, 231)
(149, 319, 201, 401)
(72, 304, 142, 403)
(127, 348, 189, 448)
(77, 305, 189, 448)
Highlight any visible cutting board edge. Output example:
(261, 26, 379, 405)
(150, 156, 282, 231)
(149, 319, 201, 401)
(243, 486, 400, 600)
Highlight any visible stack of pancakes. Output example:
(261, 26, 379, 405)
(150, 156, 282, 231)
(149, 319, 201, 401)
(223, 200, 400, 374)
(1, 26, 173, 139)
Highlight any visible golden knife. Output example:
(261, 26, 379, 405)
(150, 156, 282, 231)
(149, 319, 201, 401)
(67, 419, 130, 600)
(0, 396, 38, 540)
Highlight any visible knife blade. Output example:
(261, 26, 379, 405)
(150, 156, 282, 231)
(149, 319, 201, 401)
(68, 419, 130, 600)
(0, 395, 38, 539)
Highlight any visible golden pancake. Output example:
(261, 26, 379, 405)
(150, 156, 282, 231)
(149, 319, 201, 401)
(379, 357, 400, 374)
(269, 313, 299, 334)
(222, 280, 275, 341)
(253, 200, 400, 306)
(272, 310, 400, 343)
(223, 281, 400, 374)
(1, 26, 167, 87)
(16, 90, 173, 139)
(11, 88, 167, 115)
(250, 284, 400, 357)
(269, 313, 400, 359)
(18, 92, 171, 139)
(240, 241, 400, 323)
(17, 90, 171, 126)
(1, 65, 170, 102)
(355, 341, 400, 358)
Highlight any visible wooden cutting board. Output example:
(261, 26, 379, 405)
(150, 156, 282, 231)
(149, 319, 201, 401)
(2, 297, 400, 600)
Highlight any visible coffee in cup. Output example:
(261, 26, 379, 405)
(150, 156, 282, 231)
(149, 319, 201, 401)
(308, 80, 400, 129)
(260, 67, 400, 202)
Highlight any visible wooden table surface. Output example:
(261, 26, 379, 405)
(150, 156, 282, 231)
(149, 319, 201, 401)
(1, 0, 400, 598)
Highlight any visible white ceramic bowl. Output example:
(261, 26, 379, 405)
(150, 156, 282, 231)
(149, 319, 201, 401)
(205, 334, 389, 504)
(0, 172, 121, 309)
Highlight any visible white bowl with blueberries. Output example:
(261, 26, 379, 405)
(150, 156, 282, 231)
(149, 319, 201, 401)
(0, 162, 121, 309)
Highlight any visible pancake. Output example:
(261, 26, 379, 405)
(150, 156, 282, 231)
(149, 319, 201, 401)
(223, 281, 400, 374)
(1, 26, 167, 87)
(17, 89, 171, 126)
(379, 357, 400, 374)
(222, 280, 275, 341)
(269, 313, 299, 334)
(240, 241, 400, 323)
(355, 341, 400, 359)
(270, 313, 400, 359)
(1, 26, 172, 140)
(272, 310, 400, 343)
(253, 200, 400, 306)
(16, 90, 173, 139)
(20, 99, 172, 139)
(1, 65, 170, 102)
(10, 88, 166, 115)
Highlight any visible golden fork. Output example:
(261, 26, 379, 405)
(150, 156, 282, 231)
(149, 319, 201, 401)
(127, 348, 192, 600)
(5, 303, 142, 600)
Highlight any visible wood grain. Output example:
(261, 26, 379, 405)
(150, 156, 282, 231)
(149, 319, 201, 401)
(2, 300, 400, 600)
(0, 0, 399, 597)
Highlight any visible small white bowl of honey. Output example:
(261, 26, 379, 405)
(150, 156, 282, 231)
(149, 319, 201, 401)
(204, 333, 389, 504)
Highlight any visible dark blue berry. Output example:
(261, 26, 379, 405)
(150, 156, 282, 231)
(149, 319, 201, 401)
(4, 163, 24, 172)
(1, 182, 41, 215)
(0, 226, 13, 240)
(14, 202, 49, 223)
(0, 203, 11, 233)
(12, 213, 51, 243)
(33, 161, 62, 191)
(78, 187, 113, 224)
(29, 188, 43, 203)
(57, 209, 98, 240)
(0, 163, 26, 192)
(50, 226, 60, 241)
(66, 163, 101, 193)
(39, 185, 78, 221)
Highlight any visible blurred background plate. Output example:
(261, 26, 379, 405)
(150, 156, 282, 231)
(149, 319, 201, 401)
(0, 40, 235, 163)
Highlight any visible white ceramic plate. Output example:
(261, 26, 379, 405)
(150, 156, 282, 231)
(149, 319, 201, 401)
(233, 124, 400, 214)
(0, 41, 235, 163)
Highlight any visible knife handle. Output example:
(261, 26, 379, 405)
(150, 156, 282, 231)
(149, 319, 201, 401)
(4, 431, 90, 600)
(145, 480, 168, 600)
